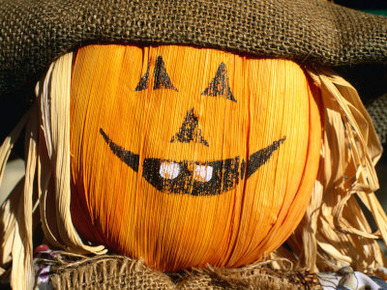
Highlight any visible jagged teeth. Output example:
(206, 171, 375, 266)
(159, 161, 180, 179)
(194, 165, 213, 182)
(159, 161, 213, 182)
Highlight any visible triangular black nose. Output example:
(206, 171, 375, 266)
(170, 108, 209, 146)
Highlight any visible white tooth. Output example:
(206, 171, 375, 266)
(194, 165, 213, 182)
(159, 162, 180, 179)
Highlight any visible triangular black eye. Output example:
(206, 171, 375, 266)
(201, 62, 236, 102)
(154, 56, 178, 91)
(134, 64, 150, 91)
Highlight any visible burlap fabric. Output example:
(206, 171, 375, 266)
(48, 254, 321, 289)
(1, 0, 386, 96)
(368, 93, 387, 144)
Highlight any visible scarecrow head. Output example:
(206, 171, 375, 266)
(0, 0, 386, 288)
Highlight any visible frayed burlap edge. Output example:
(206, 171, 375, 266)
(49, 253, 321, 289)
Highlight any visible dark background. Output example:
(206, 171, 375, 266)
(335, 0, 386, 10)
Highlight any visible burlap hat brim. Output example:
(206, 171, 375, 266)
(1, 0, 386, 97)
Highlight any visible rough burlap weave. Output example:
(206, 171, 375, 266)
(368, 94, 387, 144)
(1, 0, 386, 96)
(48, 254, 321, 289)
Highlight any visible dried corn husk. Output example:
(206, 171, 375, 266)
(69, 45, 321, 271)
(287, 69, 386, 274)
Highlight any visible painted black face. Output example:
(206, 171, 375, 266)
(100, 57, 286, 195)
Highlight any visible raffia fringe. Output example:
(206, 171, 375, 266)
(0, 54, 106, 289)
(286, 68, 386, 275)
(0, 54, 386, 288)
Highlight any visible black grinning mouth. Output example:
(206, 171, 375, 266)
(99, 128, 285, 196)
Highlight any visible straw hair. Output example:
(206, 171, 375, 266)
(286, 69, 387, 274)
(0, 107, 35, 289)
(0, 45, 385, 287)
(0, 53, 106, 289)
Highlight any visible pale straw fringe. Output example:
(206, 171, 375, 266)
(0, 108, 34, 289)
(38, 53, 105, 255)
(0, 55, 386, 287)
(288, 69, 386, 273)
(0, 53, 106, 289)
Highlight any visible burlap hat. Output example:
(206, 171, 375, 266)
(1, 0, 386, 92)
(1, 0, 386, 141)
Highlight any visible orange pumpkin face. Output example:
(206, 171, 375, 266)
(70, 44, 321, 271)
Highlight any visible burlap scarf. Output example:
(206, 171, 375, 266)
(40, 252, 322, 289)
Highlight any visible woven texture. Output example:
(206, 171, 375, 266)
(1, 0, 386, 96)
(367, 94, 387, 144)
(49, 255, 321, 289)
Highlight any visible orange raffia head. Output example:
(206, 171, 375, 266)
(69, 44, 322, 271)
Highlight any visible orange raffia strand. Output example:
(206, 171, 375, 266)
(70, 44, 321, 271)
